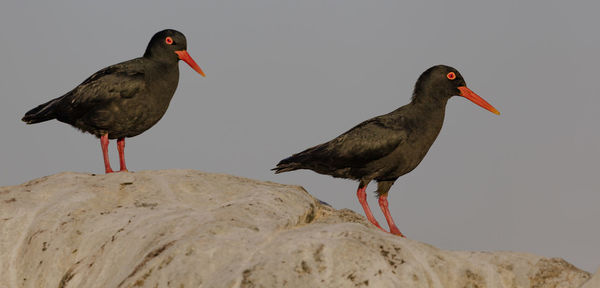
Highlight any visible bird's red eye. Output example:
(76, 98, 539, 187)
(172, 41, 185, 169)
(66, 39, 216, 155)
(446, 72, 456, 80)
(165, 37, 173, 45)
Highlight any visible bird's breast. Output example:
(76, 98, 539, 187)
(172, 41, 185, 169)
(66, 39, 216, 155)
(376, 111, 445, 179)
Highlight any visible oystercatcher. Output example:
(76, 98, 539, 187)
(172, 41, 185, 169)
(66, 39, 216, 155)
(22, 29, 205, 173)
(273, 65, 499, 237)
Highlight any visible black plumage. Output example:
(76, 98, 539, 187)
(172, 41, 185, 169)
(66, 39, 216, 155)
(22, 29, 205, 173)
(274, 65, 499, 237)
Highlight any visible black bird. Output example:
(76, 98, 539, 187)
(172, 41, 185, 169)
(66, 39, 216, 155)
(273, 65, 499, 237)
(22, 29, 205, 173)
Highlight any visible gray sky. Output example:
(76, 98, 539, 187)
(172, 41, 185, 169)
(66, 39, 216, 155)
(1, 0, 598, 272)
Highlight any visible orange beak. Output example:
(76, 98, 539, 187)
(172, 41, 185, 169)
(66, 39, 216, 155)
(457, 86, 500, 115)
(175, 50, 205, 77)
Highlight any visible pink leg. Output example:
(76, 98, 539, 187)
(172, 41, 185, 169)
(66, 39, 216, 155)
(378, 193, 405, 237)
(100, 134, 114, 173)
(356, 186, 385, 231)
(117, 138, 128, 172)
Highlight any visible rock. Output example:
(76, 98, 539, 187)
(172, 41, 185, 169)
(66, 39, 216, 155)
(0, 170, 592, 287)
(581, 268, 600, 288)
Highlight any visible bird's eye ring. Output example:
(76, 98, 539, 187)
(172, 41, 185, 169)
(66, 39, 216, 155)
(446, 72, 456, 80)
(165, 37, 174, 45)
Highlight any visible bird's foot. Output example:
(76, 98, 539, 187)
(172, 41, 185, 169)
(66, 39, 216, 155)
(371, 222, 386, 232)
(105, 168, 131, 174)
(388, 226, 405, 238)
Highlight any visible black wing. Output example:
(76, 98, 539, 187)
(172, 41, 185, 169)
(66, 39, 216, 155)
(274, 111, 408, 173)
(22, 59, 146, 124)
(66, 58, 146, 109)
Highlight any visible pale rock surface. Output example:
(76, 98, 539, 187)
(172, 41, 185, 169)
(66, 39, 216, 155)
(0, 170, 593, 288)
(580, 268, 600, 288)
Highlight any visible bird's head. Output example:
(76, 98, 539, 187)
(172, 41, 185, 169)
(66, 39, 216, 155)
(144, 29, 205, 77)
(413, 65, 499, 115)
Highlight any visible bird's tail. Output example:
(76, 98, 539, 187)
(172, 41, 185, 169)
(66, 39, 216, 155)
(21, 98, 61, 124)
(272, 155, 304, 174)
(273, 144, 328, 174)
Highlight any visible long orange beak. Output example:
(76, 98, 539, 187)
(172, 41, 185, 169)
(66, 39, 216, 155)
(457, 86, 500, 115)
(175, 50, 205, 77)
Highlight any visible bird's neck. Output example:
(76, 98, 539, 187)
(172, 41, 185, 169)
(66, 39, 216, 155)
(410, 80, 452, 110)
(146, 59, 180, 104)
(143, 48, 179, 65)
(410, 92, 448, 117)
(407, 91, 449, 134)
(145, 56, 180, 75)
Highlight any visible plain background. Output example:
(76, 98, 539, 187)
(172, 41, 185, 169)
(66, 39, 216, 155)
(1, 1, 598, 273)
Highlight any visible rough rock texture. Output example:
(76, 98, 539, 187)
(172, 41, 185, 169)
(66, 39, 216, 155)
(0, 170, 593, 288)
(580, 268, 600, 288)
